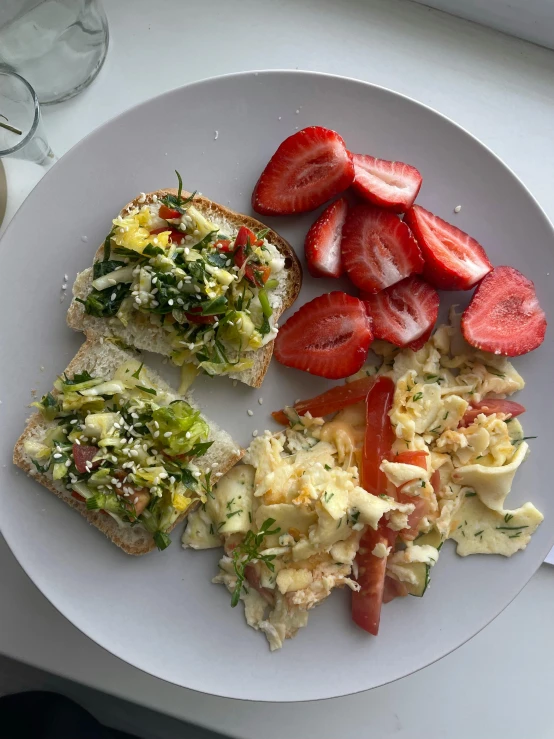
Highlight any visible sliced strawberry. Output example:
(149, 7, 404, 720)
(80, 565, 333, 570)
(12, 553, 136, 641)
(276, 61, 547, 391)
(252, 127, 355, 215)
(274, 292, 373, 379)
(304, 197, 348, 278)
(461, 266, 547, 356)
(351, 154, 422, 213)
(362, 275, 439, 349)
(404, 205, 492, 290)
(341, 204, 424, 293)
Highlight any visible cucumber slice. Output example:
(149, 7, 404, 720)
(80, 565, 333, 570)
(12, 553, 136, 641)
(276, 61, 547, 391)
(415, 527, 443, 550)
(404, 562, 430, 597)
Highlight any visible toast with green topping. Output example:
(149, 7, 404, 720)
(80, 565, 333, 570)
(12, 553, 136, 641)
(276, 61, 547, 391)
(67, 179, 302, 388)
(13, 333, 242, 555)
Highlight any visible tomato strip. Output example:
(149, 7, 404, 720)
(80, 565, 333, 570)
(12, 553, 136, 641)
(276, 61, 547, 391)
(272, 376, 376, 425)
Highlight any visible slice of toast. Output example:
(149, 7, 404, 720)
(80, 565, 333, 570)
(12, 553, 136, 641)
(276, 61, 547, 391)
(13, 333, 242, 555)
(67, 190, 302, 388)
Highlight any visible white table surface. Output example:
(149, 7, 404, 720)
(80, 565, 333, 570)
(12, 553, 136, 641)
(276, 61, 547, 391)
(2, 0, 554, 737)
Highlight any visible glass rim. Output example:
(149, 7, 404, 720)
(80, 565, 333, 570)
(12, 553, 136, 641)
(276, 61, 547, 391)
(0, 67, 41, 156)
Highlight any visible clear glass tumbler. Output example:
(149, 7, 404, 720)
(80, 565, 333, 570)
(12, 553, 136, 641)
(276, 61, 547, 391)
(0, 69, 55, 167)
(0, 0, 109, 105)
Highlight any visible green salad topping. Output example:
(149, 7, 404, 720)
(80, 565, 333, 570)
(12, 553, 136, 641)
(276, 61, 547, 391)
(25, 359, 214, 550)
(76, 172, 283, 378)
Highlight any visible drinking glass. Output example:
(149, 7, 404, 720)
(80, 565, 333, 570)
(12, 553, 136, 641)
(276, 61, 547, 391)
(0, 69, 55, 167)
(0, 0, 109, 105)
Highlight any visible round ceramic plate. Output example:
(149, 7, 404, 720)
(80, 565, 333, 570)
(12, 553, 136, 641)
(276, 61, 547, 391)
(1, 71, 553, 702)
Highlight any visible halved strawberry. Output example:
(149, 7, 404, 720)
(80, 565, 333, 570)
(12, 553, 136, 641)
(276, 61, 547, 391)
(404, 205, 492, 290)
(461, 266, 547, 356)
(252, 127, 355, 215)
(362, 275, 439, 349)
(341, 204, 424, 293)
(351, 154, 422, 213)
(304, 197, 348, 278)
(274, 291, 373, 379)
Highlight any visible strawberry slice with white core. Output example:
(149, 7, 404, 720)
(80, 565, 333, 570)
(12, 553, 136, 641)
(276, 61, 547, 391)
(341, 204, 424, 293)
(304, 197, 348, 278)
(274, 291, 373, 379)
(351, 154, 422, 213)
(462, 266, 547, 356)
(404, 205, 492, 290)
(252, 127, 355, 215)
(362, 275, 439, 349)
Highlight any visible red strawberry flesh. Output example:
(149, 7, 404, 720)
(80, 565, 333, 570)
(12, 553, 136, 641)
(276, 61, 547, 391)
(404, 205, 492, 290)
(351, 154, 422, 213)
(274, 291, 373, 379)
(252, 127, 355, 215)
(304, 197, 348, 278)
(362, 275, 439, 348)
(341, 204, 424, 293)
(461, 266, 547, 356)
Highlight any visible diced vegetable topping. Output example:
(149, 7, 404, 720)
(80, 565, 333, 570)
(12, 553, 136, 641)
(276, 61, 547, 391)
(77, 172, 283, 378)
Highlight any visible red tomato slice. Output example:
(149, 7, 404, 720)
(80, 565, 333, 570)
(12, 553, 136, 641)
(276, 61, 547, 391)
(72, 444, 100, 474)
(71, 491, 86, 503)
(382, 575, 408, 604)
(393, 450, 428, 469)
(352, 527, 388, 635)
(158, 204, 181, 220)
(214, 239, 232, 252)
(461, 398, 526, 427)
(396, 491, 431, 540)
(272, 376, 376, 425)
(245, 263, 271, 287)
(430, 468, 441, 494)
(184, 306, 216, 325)
(150, 226, 186, 245)
(361, 376, 396, 496)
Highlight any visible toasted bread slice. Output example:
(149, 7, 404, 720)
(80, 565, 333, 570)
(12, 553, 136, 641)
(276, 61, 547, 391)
(13, 333, 242, 555)
(67, 190, 302, 388)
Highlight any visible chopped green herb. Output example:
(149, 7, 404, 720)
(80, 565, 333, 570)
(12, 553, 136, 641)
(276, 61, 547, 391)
(227, 510, 242, 519)
(496, 525, 528, 531)
(504, 513, 514, 523)
(324, 464, 332, 471)
(323, 491, 335, 503)
(135, 384, 157, 395)
(509, 532, 522, 539)
(465, 492, 477, 497)
(443, 411, 449, 420)
(131, 362, 144, 379)
(474, 529, 484, 537)
(412, 392, 423, 402)
(230, 518, 281, 607)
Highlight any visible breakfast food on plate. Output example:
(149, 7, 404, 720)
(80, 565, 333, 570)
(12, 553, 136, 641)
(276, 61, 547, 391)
(350, 154, 422, 213)
(404, 205, 492, 290)
(13, 334, 241, 554)
(361, 275, 440, 351)
(461, 266, 547, 357)
(252, 126, 354, 215)
(304, 197, 348, 278)
(184, 310, 542, 649)
(273, 292, 373, 379)
(67, 174, 302, 389)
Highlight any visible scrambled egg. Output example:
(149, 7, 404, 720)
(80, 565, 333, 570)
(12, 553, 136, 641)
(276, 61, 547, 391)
(184, 308, 542, 649)
(184, 421, 413, 651)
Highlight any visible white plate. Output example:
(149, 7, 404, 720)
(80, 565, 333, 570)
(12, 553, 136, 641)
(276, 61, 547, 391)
(1, 71, 553, 702)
